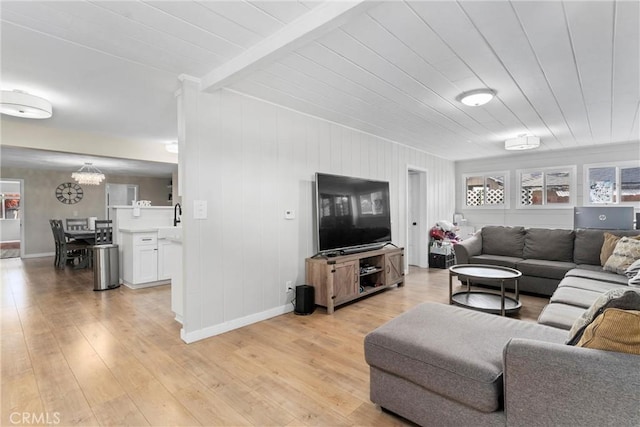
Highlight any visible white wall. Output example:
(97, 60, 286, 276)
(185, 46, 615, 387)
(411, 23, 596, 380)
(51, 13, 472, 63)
(178, 84, 455, 343)
(455, 141, 640, 230)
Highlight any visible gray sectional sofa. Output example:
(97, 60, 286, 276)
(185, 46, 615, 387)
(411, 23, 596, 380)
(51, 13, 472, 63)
(453, 226, 640, 296)
(364, 226, 640, 426)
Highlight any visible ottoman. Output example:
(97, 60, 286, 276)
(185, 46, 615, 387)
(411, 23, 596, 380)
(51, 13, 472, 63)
(364, 302, 567, 426)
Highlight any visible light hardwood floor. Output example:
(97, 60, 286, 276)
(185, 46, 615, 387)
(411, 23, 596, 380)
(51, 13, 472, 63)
(1, 257, 549, 426)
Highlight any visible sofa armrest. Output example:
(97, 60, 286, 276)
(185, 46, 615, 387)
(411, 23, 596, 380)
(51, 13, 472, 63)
(453, 231, 482, 264)
(504, 338, 640, 427)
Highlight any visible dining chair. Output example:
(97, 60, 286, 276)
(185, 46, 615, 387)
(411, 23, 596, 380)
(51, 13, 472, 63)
(50, 219, 90, 269)
(66, 217, 89, 230)
(94, 220, 113, 245)
(49, 219, 62, 268)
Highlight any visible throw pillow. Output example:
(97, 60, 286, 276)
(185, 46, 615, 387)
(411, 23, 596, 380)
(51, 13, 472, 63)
(600, 232, 621, 266)
(575, 308, 640, 355)
(600, 233, 640, 266)
(567, 288, 640, 344)
(603, 237, 640, 275)
(630, 271, 640, 287)
(625, 258, 640, 279)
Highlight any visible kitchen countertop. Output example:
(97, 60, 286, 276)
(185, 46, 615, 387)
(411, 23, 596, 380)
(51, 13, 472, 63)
(119, 227, 162, 233)
(110, 205, 174, 209)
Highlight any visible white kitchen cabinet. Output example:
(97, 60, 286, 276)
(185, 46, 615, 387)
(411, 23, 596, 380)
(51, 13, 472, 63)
(121, 230, 169, 289)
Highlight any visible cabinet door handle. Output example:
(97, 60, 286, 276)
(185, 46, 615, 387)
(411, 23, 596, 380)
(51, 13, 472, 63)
(142, 238, 153, 241)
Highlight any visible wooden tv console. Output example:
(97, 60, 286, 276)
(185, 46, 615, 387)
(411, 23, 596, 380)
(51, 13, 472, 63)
(305, 247, 404, 314)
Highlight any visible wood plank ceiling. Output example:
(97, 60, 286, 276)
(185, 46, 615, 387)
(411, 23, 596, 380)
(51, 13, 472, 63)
(1, 1, 638, 161)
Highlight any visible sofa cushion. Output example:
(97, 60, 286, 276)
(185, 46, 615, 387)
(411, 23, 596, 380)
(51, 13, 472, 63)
(549, 286, 604, 309)
(481, 226, 525, 258)
(364, 303, 567, 413)
(515, 259, 576, 280)
(603, 237, 640, 274)
(537, 303, 587, 330)
(522, 228, 574, 262)
(565, 268, 630, 285)
(470, 254, 523, 269)
(576, 309, 640, 355)
(573, 229, 640, 266)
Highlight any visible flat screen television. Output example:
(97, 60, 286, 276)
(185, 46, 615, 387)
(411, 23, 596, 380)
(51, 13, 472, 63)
(315, 172, 392, 254)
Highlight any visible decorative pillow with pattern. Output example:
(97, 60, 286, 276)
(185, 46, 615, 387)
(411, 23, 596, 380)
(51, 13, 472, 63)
(603, 237, 640, 275)
(567, 289, 640, 345)
(625, 259, 640, 278)
(600, 233, 640, 266)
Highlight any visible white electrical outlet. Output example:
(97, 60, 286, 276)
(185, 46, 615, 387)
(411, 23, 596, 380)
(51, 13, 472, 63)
(285, 281, 293, 293)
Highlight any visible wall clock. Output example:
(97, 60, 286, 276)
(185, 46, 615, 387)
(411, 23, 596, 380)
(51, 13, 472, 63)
(55, 182, 84, 204)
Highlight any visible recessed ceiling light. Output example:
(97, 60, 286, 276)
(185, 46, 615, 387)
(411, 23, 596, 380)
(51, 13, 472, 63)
(0, 90, 52, 119)
(505, 135, 540, 150)
(458, 89, 495, 107)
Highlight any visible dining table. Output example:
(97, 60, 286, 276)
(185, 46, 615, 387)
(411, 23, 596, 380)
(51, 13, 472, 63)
(64, 229, 96, 244)
(64, 229, 96, 269)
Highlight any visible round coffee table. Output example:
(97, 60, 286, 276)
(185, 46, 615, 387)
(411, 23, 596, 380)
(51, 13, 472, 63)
(448, 264, 522, 316)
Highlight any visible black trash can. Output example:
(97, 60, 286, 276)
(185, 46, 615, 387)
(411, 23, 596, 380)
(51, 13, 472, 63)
(93, 244, 120, 291)
(294, 284, 315, 315)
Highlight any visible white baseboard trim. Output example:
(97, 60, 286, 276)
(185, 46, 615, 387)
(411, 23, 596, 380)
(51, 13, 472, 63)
(22, 252, 55, 259)
(180, 303, 294, 344)
(122, 279, 170, 290)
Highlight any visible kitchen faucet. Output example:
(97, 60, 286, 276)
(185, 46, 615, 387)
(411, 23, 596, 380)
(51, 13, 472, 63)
(174, 203, 182, 226)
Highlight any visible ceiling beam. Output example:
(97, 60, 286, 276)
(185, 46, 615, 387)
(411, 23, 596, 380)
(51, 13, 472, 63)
(200, 0, 375, 93)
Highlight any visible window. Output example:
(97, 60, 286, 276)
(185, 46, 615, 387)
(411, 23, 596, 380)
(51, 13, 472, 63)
(584, 162, 640, 205)
(1, 192, 20, 220)
(517, 166, 576, 208)
(464, 172, 508, 208)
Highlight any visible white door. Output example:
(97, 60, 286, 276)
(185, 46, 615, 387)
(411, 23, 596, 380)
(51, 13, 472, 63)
(408, 172, 420, 266)
(407, 168, 428, 268)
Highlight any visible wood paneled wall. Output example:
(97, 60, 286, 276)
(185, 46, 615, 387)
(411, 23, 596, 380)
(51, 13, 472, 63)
(179, 86, 455, 342)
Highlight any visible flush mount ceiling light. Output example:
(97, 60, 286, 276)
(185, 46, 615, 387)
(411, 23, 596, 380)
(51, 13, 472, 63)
(165, 142, 179, 153)
(505, 135, 540, 151)
(458, 89, 495, 106)
(0, 90, 52, 119)
(72, 163, 105, 185)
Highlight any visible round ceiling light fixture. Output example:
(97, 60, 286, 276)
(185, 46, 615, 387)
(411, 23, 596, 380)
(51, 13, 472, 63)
(0, 90, 53, 119)
(505, 135, 540, 151)
(458, 89, 496, 107)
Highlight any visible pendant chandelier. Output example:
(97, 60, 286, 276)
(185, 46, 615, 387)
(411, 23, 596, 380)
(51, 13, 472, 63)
(72, 163, 105, 185)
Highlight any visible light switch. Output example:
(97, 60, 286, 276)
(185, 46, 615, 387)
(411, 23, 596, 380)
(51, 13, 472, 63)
(194, 200, 207, 219)
(284, 209, 295, 220)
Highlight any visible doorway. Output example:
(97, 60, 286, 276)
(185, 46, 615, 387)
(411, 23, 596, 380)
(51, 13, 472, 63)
(407, 167, 428, 268)
(0, 179, 23, 259)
